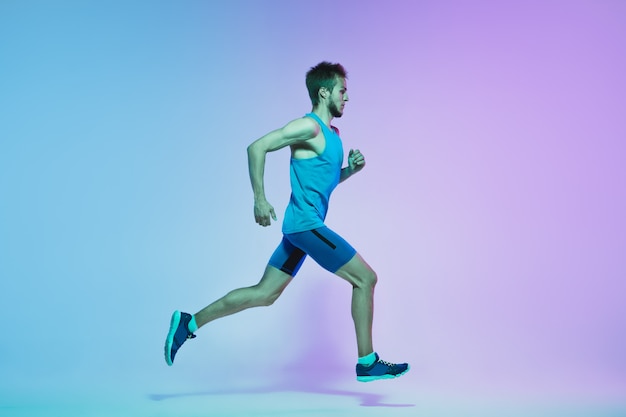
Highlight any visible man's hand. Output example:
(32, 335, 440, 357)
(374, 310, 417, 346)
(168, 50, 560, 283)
(348, 148, 366, 173)
(254, 198, 277, 227)
(340, 148, 366, 183)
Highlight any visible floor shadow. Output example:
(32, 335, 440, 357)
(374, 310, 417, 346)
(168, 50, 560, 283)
(148, 379, 415, 408)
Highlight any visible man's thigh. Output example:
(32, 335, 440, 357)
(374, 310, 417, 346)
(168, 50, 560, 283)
(285, 226, 357, 273)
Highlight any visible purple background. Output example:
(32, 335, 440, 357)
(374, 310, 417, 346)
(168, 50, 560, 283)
(1, 0, 625, 414)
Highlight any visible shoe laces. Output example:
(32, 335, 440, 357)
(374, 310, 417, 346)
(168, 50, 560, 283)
(377, 358, 396, 367)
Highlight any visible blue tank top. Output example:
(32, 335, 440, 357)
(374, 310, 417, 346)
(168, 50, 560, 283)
(282, 113, 344, 234)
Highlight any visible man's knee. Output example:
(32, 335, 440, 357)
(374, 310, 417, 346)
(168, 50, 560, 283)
(253, 284, 283, 307)
(259, 290, 281, 307)
(351, 267, 377, 289)
(253, 266, 292, 307)
(362, 268, 377, 288)
(336, 254, 378, 289)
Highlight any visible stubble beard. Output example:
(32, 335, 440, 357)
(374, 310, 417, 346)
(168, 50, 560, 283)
(329, 101, 344, 118)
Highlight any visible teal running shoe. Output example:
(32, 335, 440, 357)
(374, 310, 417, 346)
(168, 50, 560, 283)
(356, 353, 410, 382)
(164, 310, 196, 366)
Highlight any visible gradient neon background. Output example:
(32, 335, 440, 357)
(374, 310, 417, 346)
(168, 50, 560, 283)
(1, 1, 625, 415)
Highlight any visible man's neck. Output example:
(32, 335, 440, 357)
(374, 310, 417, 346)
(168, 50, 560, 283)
(312, 106, 333, 127)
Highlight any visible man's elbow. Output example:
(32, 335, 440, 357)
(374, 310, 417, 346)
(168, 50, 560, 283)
(247, 140, 260, 156)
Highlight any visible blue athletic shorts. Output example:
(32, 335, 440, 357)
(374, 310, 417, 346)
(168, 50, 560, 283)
(268, 226, 357, 277)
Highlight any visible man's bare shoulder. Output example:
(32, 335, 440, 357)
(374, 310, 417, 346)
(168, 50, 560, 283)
(281, 116, 320, 141)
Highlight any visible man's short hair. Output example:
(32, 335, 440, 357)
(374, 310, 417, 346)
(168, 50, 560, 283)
(306, 62, 348, 106)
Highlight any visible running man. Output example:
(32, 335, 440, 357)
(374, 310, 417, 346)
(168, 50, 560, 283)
(164, 62, 409, 382)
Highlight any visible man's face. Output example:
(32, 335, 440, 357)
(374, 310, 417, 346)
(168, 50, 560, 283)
(327, 77, 349, 118)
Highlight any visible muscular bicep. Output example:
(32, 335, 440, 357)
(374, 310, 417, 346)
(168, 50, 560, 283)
(253, 117, 319, 153)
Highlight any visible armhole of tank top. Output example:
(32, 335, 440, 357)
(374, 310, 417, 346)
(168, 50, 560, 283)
(295, 114, 326, 159)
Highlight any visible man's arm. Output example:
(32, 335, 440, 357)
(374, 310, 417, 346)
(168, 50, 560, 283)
(247, 117, 319, 227)
(340, 148, 366, 183)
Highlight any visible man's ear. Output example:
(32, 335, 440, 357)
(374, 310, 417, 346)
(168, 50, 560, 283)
(319, 87, 329, 100)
